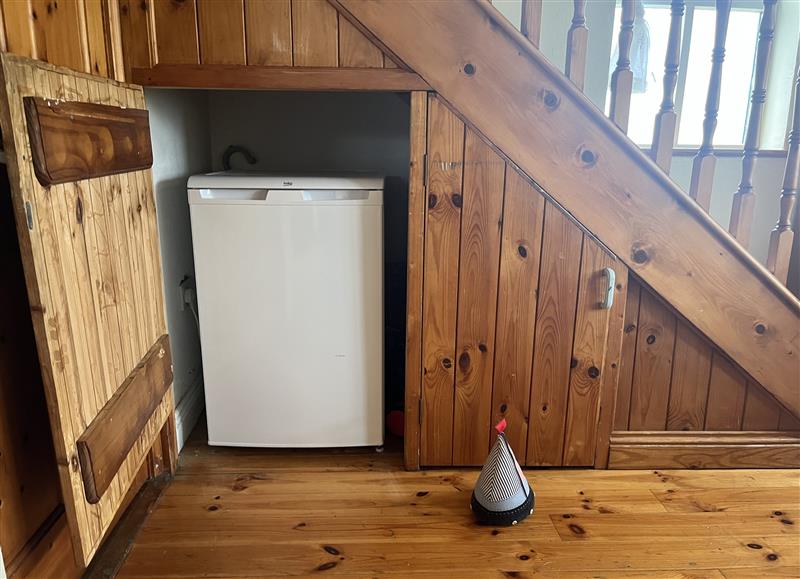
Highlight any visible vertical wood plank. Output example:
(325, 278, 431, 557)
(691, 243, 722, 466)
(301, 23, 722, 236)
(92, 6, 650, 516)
(490, 168, 544, 456)
(291, 0, 337, 67)
(593, 264, 628, 468)
(665, 322, 712, 431)
(197, 0, 245, 64)
(705, 352, 747, 430)
(153, 0, 199, 64)
(520, 0, 542, 48)
(778, 408, 800, 431)
(651, 0, 684, 171)
(526, 203, 583, 466)
(564, 0, 588, 91)
(245, 0, 292, 66)
(102, 0, 126, 81)
(403, 91, 427, 471)
(766, 68, 799, 284)
(563, 238, 616, 466)
(613, 276, 641, 431)
(728, 0, 777, 247)
(628, 289, 676, 430)
(742, 382, 782, 430)
(452, 129, 505, 466)
(419, 95, 464, 466)
(704, 352, 747, 430)
(119, 0, 153, 81)
(32, 0, 89, 72)
(2, 0, 37, 58)
(83, 0, 110, 76)
(338, 13, 382, 68)
(688, 0, 731, 211)
(608, 0, 634, 132)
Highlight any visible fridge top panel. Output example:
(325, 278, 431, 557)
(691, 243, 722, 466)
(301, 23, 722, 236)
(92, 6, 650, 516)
(187, 171, 385, 191)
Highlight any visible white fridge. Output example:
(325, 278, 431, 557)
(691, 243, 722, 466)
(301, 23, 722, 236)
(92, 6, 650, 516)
(188, 172, 384, 447)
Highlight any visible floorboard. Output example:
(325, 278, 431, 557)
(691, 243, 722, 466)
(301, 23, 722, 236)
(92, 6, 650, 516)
(116, 424, 800, 577)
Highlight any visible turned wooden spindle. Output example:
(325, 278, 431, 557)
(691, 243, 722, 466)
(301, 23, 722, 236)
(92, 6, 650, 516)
(609, 0, 635, 132)
(766, 69, 800, 284)
(521, 0, 543, 48)
(689, 0, 731, 211)
(565, 0, 589, 91)
(729, 0, 777, 247)
(650, 0, 685, 171)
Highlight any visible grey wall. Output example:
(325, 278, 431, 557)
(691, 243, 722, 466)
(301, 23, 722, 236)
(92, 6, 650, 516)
(146, 89, 211, 447)
(492, 0, 796, 263)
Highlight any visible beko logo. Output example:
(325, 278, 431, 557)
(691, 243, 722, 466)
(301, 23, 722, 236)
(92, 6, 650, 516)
(283, 181, 293, 186)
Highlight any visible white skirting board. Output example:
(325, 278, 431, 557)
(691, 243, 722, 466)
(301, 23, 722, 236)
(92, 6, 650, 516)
(174, 381, 205, 451)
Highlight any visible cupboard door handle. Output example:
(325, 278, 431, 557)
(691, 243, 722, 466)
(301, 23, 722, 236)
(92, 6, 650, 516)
(601, 267, 615, 310)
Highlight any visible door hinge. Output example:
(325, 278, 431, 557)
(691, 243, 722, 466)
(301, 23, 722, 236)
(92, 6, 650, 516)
(24, 201, 33, 230)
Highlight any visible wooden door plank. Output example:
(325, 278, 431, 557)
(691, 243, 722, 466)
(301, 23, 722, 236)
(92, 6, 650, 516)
(197, 0, 245, 64)
(628, 290, 676, 430)
(563, 238, 615, 466)
(419, 95, 464, 466)
(153, 0, 199, 64)
(593, 264, 628, 468)
(704, 353, 747, 431)
(291, 0, 337, 67)
(32, 0, 88, 73)
(452, 129, 505, 466)
(338, 13, 382, 68)
(526, 203, 583, 466)
(403, 92, 427, 470)
(490, 168, 544, 456)
(83, 0, 110, 77)
(118, 0, 153, 81)
(2, 0, 37, 58)
(613, 276, 641, 431)
(742, 383, 782, 431)
(666, 322, 712, 431)
(245, 0, 292, 66)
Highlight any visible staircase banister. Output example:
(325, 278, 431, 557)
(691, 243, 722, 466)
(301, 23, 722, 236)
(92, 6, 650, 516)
(332, 0, 800, 419)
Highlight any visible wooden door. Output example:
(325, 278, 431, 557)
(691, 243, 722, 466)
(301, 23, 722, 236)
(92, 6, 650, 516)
(416, 94, 626, 468)
(0, 53, 174, 566)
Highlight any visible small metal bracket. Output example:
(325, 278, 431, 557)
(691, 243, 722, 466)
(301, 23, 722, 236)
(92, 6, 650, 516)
(24, 201, 33, 230)
(601, 267, 615, 310)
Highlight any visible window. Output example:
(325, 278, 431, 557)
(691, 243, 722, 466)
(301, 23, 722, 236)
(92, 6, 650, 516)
(608, 1, 764, 149)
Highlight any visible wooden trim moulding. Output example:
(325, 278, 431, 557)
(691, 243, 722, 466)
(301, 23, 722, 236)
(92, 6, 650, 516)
(331, 0, 800, 420)
(131, 65, 430, 91)
(77, 335, 173, 504)
(609, 430, 800, 469)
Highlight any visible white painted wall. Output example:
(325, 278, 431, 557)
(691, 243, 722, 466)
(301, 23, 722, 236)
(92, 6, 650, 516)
(146, 89, 211, 448)
(492, 0, 796, 263)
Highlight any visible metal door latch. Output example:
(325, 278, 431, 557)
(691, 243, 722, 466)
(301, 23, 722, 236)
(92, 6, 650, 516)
(601, 267, 615, 310)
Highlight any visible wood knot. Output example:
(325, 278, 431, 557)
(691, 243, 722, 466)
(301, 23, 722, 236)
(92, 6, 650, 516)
(646, 334, 656, 345)
(541, 89, 560, 110)
(428, 193, 438, 209)
(754, 323, 767, 335)
(570, 357, 578, 369)
(632, 247, 650, 264)
(322, 545, 340, 555)
(451, 193, 463, 208)
(747, 543, 763, 549)
(75, 196, 83, 224)
(441, 358, 452, 369)
(587, 366, 600, 379)
(458, 351, 471, 370)
(766, 553, 779, 562)
(500, 403, 508, 413)
(568, 523, 586, 536)
(517, 244, 528, 258)
(478, 343, 488, 353)
(463, 63, 476, 76)
(579, 148, 597, 166)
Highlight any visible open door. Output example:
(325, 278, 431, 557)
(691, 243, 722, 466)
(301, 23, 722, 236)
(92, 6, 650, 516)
(0, 54, 174, 566)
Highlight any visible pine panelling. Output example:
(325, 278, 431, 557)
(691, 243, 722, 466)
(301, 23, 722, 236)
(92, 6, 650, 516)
(403, 92, 427, 471)
(419, 95, 464, 466)
(291, 0, 337, 67)
(704, 353, 747, 431)
(2, 0, 36, 58)
(118, 0, 152, 81)
(742, 383, 781, 431)
(197, 0, 245, 65)
(666, 322, 712, 431)
(563, 239, 616, 466)
(526, 203, 583, 466)
(490, 168, 544, 456)
(153, 0, 199, 64)
(338, 13, 382, 68)
(0, 54, 173, 565)
(32, 0, 88, 72)
(83, 0, 109, 76)
(613, 277, 640, 430)
(628, 290, 675, 430)
(452, 130, 505, 466)
(244, 0, 292, 66)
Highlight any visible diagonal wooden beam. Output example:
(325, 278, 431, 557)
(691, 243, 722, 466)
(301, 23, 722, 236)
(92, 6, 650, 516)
(331, 0, 800, 418)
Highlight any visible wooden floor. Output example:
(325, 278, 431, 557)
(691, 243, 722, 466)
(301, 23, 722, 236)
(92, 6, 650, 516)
(117, 425, 800, 578)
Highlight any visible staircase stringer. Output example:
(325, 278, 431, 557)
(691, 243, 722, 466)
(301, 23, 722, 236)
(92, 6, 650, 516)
(331, 0, 800, 418)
